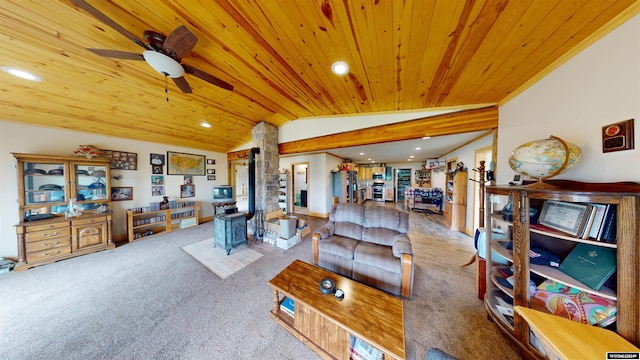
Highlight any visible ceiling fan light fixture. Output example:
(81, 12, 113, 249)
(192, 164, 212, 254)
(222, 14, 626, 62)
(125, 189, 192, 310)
(143, 50, 184, 78)
(331, 61, 349, 75)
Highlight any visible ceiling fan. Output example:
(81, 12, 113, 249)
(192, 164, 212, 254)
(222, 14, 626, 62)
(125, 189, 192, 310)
(70, 0, 233, 93)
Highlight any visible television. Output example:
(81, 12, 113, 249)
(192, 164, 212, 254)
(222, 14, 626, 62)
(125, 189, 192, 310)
(213, 185, 234, 203)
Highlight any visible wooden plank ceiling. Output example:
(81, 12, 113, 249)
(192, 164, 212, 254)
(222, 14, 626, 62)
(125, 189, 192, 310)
(0, 0, 638, 153)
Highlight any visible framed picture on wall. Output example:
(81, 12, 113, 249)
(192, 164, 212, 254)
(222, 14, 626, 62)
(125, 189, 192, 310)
(151, 175, 164, 185)
(151, 186, 165, 196)
(111, 187, 133, 201)
(150, 153, 165, 165)
(181, 184, 195, 198)
(152, 165, 163, 174)
(207, 175, 216, 181)
(167, 151, 206, 175)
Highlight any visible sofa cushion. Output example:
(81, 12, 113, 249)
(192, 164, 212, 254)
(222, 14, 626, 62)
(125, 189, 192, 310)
(362, 206, 409, 246)
(317, 235, 360, 260)
(353, 241, 400, 273)
(331, 203, 365, 240)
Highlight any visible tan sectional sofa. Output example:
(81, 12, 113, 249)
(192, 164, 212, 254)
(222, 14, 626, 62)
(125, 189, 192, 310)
(312, 203, 414, 298)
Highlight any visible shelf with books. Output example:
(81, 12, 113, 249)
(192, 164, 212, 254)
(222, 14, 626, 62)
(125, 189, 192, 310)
(485, 288, 514, 332)
(484, 181, 640, 358)
(126, 202, 198, 242)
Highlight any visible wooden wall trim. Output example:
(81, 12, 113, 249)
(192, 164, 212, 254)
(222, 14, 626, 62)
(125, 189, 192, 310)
(278, 106, 498, 155)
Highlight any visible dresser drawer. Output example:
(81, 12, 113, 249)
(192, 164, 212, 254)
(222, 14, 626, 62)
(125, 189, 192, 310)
(72, 216, 107, 226)
(25, 227, 71, 242)
(27, 244, 71, 262)
(25, 221, 70, 232)
(26, 236, 72, 253)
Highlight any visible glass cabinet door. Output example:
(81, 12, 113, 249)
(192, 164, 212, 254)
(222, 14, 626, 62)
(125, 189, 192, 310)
(73, 163, 109, 211)
(22, 160, 67, 216)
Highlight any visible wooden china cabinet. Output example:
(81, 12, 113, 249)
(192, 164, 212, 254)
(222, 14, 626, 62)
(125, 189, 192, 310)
(13, 153, 114, 271)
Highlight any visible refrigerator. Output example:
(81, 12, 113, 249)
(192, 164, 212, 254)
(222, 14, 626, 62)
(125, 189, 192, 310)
(395, 168, 411, 201)
(332, 170, 358, 203)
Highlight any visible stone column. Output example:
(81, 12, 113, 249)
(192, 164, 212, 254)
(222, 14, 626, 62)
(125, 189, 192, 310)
(251, 122, 279, 237)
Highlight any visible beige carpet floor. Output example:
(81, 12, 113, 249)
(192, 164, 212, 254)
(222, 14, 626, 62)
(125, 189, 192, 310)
(181, 238, 263, 278)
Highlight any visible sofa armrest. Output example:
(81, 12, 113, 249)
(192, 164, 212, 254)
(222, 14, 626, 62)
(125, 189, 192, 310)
(392, 234, 413, 257)
(312, 222, 335, 264)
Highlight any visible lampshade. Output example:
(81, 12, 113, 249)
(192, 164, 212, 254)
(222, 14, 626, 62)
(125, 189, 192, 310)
(142, 50, 185, 78)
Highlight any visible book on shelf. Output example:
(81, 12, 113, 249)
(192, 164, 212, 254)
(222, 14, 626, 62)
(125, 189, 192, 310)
(557, 243, 617, 291)
(279, 297, 294, 317)
(531, 279, 617, 327)
(597, 205, 617, 243)
(579, 205, 597, 239)
(587, 203, 607, 239)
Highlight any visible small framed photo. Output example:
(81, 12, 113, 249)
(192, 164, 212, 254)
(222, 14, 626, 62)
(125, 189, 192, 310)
(150, 153, 165, 166)
(207, 169, 215, 175)
(152, 165, 163, 174)
(181, 184, 195, 198)
(151, 175, 164, 185)
(152, 185, 165, 196)
(207, 175, 216, 181)
(183, 175, 193, 185)
(111, 187, 133, 201)
(207, 159, 215, 165)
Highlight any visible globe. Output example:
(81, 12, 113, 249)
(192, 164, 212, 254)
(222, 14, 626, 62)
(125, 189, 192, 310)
(508, 135, 582, 188)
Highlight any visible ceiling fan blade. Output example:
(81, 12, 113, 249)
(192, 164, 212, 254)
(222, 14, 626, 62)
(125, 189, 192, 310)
(162, 25, 198, 60)
(70, 0, 149, 49)
(172, 76, 192, 93)
(183, 64, 234, 91)
(87, 48, 144, 60)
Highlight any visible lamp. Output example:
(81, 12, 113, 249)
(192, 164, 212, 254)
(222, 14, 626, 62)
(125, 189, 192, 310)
(142, 51, 184, 78)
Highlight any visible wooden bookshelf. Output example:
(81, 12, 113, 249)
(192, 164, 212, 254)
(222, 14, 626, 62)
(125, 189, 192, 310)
(126, 202, 198, 242)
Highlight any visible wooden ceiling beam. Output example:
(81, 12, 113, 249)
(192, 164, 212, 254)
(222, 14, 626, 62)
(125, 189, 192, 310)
(278, 106, 498, 155)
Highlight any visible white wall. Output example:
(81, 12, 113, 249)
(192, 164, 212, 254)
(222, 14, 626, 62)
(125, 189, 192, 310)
(498, 14, 640, 184)
(0, 121, 227, 258)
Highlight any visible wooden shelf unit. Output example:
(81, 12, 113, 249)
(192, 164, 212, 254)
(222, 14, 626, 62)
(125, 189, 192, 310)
(444, 169, 467, 231)
(13, 153, 114, 271)
(126, 202, 198, 242)
(484, 181, 640, 359)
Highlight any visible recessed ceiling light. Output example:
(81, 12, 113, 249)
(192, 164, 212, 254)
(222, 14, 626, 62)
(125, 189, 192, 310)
(359, 152, 364, 156)
(200, 122, 212, 128)
(415, 147, 421, 151)
(423, 136, 431, 140)
(331, 61, 349, 75)
(2, 66, 42, 82)
(370, 160, 375, 163)
(367, 158, 371, 161)
(410, 155, 415, 158)
(408, 159, 412, 161)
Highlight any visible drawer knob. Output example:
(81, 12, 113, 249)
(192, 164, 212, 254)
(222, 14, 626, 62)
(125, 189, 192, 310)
(40, 241, 59, 247)
(41, 231, 59, 237)
(41, 250, 60, 257)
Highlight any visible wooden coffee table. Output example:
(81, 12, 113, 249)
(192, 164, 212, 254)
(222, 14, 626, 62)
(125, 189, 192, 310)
(268, 260, 406, 360)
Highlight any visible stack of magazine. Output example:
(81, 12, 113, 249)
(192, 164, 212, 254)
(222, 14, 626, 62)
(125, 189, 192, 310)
(349, 336, 383, 360)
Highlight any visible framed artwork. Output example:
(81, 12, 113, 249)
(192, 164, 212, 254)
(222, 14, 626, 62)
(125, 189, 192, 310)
(151, 185, 165, 196)
(180, 184, 195, 198)
(207, 175, 216, 181)
(183, 175, 193, 184)
(101, 149, 137, 170)
(167, 151, 206, 175)
(207, 159, 215, 165)
(539, 201, 589, 237)
(151, 175, 164, 185)
(207, 169, 215, 175)
(150, 153, 165, 165)
(152, 165, 163, 174)
(111, 187, 133, 201)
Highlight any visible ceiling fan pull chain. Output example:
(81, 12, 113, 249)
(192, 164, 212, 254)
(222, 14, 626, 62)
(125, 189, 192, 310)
(165, 74, 169, 102)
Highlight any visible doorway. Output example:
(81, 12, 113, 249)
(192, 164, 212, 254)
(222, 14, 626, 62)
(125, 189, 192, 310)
(291, 162, 309, 215)
(232, 161, 248, 212)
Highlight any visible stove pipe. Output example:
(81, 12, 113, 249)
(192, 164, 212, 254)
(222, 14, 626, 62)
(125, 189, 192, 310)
(246, 147, 260, 221)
